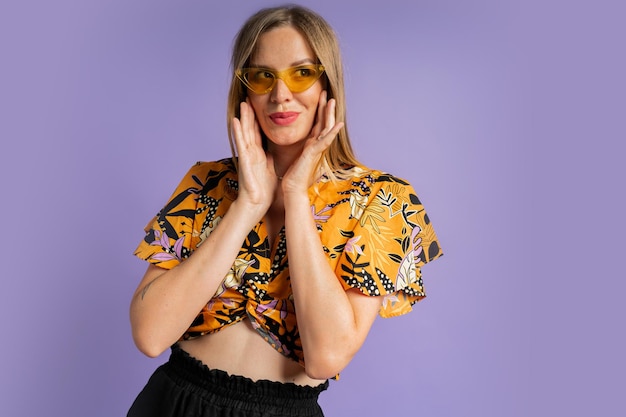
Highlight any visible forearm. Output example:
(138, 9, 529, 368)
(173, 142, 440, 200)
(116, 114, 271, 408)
(284, 192, 363, 377)
(130, 200, 263, 357)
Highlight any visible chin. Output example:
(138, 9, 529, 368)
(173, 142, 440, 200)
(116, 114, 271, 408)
(265, 130, 308, 147)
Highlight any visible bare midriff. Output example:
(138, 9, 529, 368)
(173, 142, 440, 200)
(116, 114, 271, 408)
(177, 319, 324, 386)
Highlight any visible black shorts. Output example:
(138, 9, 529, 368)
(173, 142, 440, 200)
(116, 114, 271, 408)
(127, 345, 329, 417)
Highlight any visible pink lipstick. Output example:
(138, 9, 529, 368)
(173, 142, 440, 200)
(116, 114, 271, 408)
(269, 112, 299, 126)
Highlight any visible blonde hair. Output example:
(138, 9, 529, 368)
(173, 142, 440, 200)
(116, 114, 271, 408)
(226, 5, 361, 177)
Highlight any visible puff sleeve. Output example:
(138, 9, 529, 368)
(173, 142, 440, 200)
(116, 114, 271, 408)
(332, 173, 442, 318)
(133, 160, 236, 270)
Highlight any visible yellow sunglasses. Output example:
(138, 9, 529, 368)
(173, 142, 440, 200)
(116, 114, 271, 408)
(236, 64, 325, 94)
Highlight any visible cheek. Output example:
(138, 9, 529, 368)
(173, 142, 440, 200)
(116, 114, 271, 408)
(304, 86, 322, 108)
(247, 98, 268, 124)
(247, 95, 263, 114)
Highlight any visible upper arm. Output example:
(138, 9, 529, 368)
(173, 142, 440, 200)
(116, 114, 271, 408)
(132, 264, 168, 301)
(345, 288, 383, 350)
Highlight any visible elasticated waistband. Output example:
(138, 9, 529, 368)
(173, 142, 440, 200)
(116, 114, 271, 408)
(162, 345, 328, 414)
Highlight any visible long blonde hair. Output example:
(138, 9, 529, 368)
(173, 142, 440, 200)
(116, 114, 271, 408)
(226, 5, 360, 176)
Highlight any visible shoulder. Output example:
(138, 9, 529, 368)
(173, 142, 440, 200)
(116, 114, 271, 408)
(185, 158, 236, 179)
(155, 158, 237, 213)
(331, 165, 418, 198)
(332, 164, 408, 183)
(173, 158, 237, 191)
(368, 169, 412, 188)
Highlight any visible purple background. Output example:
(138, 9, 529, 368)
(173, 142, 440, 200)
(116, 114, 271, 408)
(1, 1, 624, 416)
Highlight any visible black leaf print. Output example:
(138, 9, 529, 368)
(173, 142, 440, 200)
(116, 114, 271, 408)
(409, 193, 422, 205)
(339, 229, 354, 238)
(428, 241, 440, 260)
(333, 243, 346, 252)
(401, 236, 410, 253)
(388, 253, 403, 263)
(341, 263, 355, 275)
(378, 174, 409, 185)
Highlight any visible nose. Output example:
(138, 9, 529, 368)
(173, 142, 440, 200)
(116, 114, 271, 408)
(270, 78, 292, 103)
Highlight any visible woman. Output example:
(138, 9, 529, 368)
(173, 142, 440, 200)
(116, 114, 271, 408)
(128, 5, 442, 417)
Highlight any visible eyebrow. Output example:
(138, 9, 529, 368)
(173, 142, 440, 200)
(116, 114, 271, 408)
(247, 58, 316, 69)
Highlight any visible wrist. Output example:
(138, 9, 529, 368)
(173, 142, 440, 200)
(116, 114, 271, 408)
(282, 190, 310, 211)
(229, 199, 267, 227)
(281, 178, 310, 198)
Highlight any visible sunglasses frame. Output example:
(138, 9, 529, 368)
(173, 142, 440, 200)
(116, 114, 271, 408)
(236, 64, 325, 94)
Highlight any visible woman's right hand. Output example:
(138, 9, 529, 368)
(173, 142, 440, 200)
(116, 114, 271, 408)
(231, 100, 278, 217)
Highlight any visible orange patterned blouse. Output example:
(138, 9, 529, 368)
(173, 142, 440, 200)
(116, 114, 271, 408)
(134, 158, 443, 367)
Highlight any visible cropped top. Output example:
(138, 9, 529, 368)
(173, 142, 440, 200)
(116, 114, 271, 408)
(134, 158, 443, 367)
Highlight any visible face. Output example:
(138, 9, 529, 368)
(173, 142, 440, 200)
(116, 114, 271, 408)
(247, 26, 323, 150)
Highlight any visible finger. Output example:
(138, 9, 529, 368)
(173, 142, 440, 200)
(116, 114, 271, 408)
(253, 119, 262, 146)
(317, 121, 344, 146)
(311, 90, 328, 138)
(322, 98, 337, 136)
(239, 101, 253, 145)
(232, 116, 244, 155)
(305, 120, 343, 164)
(244, 102, 263, 148)
(237, 101, 262, 154)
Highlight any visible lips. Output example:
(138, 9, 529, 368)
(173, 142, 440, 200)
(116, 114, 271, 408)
(269, 112, 299, 126)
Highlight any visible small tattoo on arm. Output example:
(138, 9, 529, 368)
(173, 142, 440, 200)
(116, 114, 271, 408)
(140, 280, 155, 300)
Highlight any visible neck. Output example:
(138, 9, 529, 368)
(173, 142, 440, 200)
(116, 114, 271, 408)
(267, 141, 305, 178)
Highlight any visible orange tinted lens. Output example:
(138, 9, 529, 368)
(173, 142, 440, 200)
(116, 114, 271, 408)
(244, 69, 275, 93)
(283, 66, 322, 92)
(238, 65, 324, 94)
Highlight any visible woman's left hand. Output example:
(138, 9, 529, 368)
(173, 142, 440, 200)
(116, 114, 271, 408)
(280, 90, 344, 194)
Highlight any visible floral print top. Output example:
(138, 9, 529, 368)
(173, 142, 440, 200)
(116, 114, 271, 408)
(134, 158, 443, 367)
